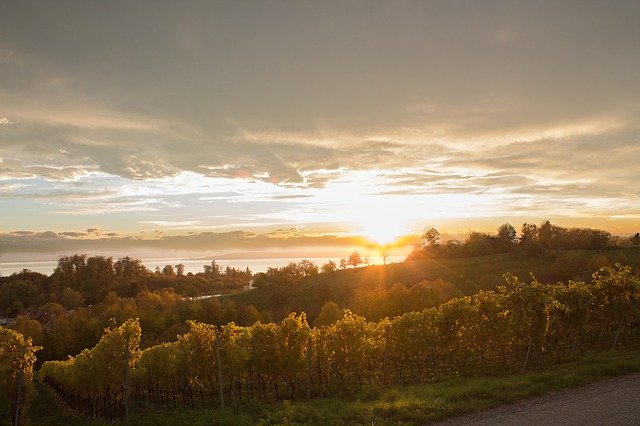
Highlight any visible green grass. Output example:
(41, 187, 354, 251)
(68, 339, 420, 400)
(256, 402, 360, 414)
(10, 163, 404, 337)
(226, 247, 640, 320)
(27, 349, 640, 425)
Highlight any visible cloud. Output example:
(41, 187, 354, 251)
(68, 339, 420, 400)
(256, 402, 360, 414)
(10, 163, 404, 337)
(0, 228, 371, 259)
(1, 1, 637, 187)
(140, 220, 204, 228)
(59, 231, 87, 238)
(0, 1, 639, 236)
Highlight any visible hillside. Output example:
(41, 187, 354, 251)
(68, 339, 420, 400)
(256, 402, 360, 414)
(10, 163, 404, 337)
(226, 247, 640, 320)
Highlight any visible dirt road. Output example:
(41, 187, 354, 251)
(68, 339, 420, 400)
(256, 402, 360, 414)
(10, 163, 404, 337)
(433, 372, 640, 425)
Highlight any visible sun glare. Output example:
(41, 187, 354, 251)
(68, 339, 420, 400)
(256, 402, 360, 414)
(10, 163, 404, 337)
(361, 219, 407, 245)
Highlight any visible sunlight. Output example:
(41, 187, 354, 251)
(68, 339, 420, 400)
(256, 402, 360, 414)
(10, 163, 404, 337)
(360, 217, 408, 245)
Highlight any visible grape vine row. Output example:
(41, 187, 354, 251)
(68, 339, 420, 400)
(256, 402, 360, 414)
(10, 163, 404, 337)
(39, 265, 640, 419)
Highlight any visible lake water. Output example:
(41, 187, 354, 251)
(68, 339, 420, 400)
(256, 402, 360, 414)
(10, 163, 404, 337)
(0, 255, 406, 277)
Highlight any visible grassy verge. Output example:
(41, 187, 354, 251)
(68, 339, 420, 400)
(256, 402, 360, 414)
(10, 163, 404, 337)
(27, 349, 640, 425)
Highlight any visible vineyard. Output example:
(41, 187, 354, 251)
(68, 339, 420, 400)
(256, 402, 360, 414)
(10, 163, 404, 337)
(10, 265, 640, 422)
(0, 327, 40, 425)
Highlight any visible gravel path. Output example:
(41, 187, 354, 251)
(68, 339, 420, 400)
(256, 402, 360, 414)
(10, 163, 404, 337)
(432, 372, 640, 425)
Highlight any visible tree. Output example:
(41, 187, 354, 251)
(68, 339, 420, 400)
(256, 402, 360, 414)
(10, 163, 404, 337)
(252, 272, 269, 289)
(348, 252, 363, 268)
(203, 260, 221, 277)
(321, 261, 337, 274)
(497, 223, 517, 247)
(114, 256, 148, 282)
(0, 280, 37, 316)
(520, 223, 538, 244)
(211, 260, 221, 276)
(60, 287, 84, 309)
(421, 227, 440, 247)
(381, 247, 390, 265)
(175, 264, 185, 276)
(520, 223, 542, 255)
(10, 315, 44, 345)
(465, 231, 495, 255)
(314, 301, 344, 327)
(339, 258, 348, 269)
(538, 220, 563, 248)
(162, 264, 175, 276)
(84, 256, 115, 301)
(632, 233, 640, 245)
(298, 260, 319, 276)
(52, 254, 87, 293)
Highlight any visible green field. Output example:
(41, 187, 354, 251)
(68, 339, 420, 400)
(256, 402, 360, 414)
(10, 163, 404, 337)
(226, 247, 640, 320)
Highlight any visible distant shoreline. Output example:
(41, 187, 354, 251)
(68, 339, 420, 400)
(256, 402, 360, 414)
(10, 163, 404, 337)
(0, 255, 406, 276)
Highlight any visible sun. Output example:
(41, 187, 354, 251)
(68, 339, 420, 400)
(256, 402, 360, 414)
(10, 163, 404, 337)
(361, 219, 407, 246)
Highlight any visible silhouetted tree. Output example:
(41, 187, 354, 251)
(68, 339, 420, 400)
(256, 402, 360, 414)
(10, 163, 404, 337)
(421, 226, 440, 247)
(175, 263, 185, 276)
(381, 247, 390, 265)
(162, 264, 175, 276)
(348, 252, 363, 268)
(321, 261, 337, 273)
(497, 223, 517, 247)
(299, 260, 319, 276)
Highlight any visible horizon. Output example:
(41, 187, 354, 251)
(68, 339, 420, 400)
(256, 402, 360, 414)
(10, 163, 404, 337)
(0, 218, 634, 266)
(2, 1, 639, 260)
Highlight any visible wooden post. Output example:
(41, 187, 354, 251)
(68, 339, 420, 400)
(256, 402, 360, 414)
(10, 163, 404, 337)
(13, 346, 25, 426)
(124, 340, 130, 425)
(522, 338, 533, 374)
(216, 327, 224, 410)
(612, 315, 626, 352)
(306, 336, 312, 399)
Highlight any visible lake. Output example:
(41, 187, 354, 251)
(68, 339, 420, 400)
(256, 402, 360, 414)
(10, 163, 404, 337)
(0, 255, 406, 276)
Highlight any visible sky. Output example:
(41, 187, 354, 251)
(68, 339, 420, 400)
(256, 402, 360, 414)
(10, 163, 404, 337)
(1, 0, 639, 260)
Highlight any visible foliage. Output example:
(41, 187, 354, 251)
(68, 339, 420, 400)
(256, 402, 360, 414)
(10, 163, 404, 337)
(252, 260, 319, 289)
(409, 221, 613, 260)
(36, 265, 640, 422)
(350, 279, 461, 321)
(0, 327, 41, 422)
(29, 349, 640, 425)
(421, 227, 440, 247)
(348, 252, 363, 268)
(0, 280, 38, 317)
(314, 301, 344, 327)
(321, 260, 338, 274)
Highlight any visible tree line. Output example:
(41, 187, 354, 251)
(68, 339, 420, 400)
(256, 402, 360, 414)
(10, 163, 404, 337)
(410, 221, 617, 259)
(0, 256, 252, 317)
